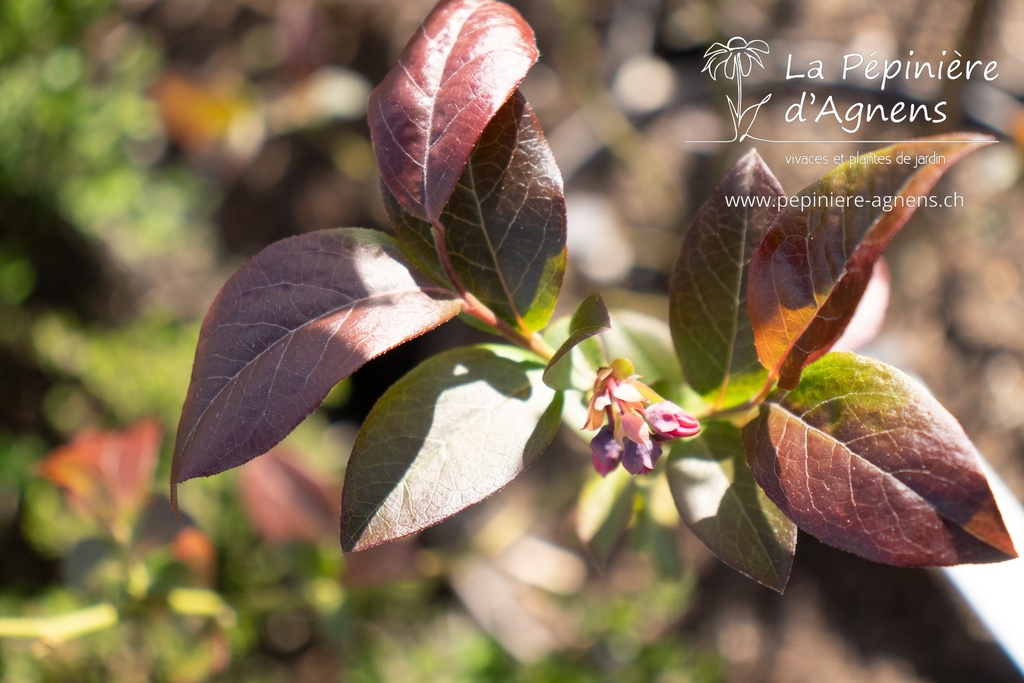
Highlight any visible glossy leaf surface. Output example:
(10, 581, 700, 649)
(670, 150, 783, 407)
(668, 422, 796, 592)
(368, 0, 538, 222)
(385, 91, 566, 332)
(748, 135, 992, 389)
(172, 229, 460, 508)
(745, 352, 1017, 566)
(544, 293, 610, 390)
(341, 345, 562, 551)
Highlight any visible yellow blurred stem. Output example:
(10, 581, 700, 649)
(0, 603, 118, 643)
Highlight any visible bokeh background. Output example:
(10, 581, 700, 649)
(2, 0, 1023, 681)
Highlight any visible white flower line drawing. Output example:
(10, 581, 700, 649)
(702, 37, 772, 142)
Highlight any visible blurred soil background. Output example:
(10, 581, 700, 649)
(1, 0, 1023, 681)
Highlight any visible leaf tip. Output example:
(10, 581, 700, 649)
(963, 506, 1019, 561)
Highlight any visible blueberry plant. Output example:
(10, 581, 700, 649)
(172, 0, 1017, 592)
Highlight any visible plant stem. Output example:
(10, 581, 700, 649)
(461, 292, 556, 360)
(697, 376, 777, 421)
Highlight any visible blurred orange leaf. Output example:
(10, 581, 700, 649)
(38, 420, 161, 530)
(172, 527, 217, 587)
(152, 71, 262, 156)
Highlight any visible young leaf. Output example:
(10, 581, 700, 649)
(544, 293, 610, 390)
(602, 310, 684, 391)
(576, 467, 635, 569)
(172, 229, 460, 509)
(748, 135, 992, 389)
(340, 345, 562, 551)
(384, 90, 567, 332)
(667, 422, 796, 592)
(368, 0, 539, 222)
(745, 351, 1017, 567)
(670, 150, 783, 408)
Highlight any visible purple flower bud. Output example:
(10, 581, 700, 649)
(621, 438, 663, 475)
(590, 426, 622, 476)
(644, 402, 701, 440)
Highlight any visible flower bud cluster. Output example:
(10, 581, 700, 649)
(583, 361, 700, 476)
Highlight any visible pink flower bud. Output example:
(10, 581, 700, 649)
(644, 402, 701, 440)
(620, 412, 651, 447)
(590, 426, 622, 476)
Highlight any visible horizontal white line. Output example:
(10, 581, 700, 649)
(685, 139, 996, 144)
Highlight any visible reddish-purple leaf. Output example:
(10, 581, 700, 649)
(172, 229, 460, 510)
(745, 352, 1017, 567)
(832, 258, 890, 352)
(385, 90, 567, 332)
(670, 150, 784, 408)
(748, 135, 992, 389)
(368, 0, 538, 222)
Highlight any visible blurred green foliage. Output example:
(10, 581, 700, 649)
(0, 0, 206, 260)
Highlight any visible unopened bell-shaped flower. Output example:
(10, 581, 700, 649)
(645, 401, 701, 441)
(622, 438, 663, 475)
(581, 359, 701, 477)
(590, 426, 622, 477)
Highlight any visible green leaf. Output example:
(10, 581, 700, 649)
(634, 478, 685, 579)
(552, 307, 694, 433)
(544, 293, 611, 391)
(748, 134, 993, 389)
(384, 90, 567, 333)
(576, 467, 635, 569)
(745, 351, 1017, 566)
(340, 345, 562, 551)
(670, 150, 783, 408)
(601, 309, 683, 392)
(668, 422, 796, 592)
